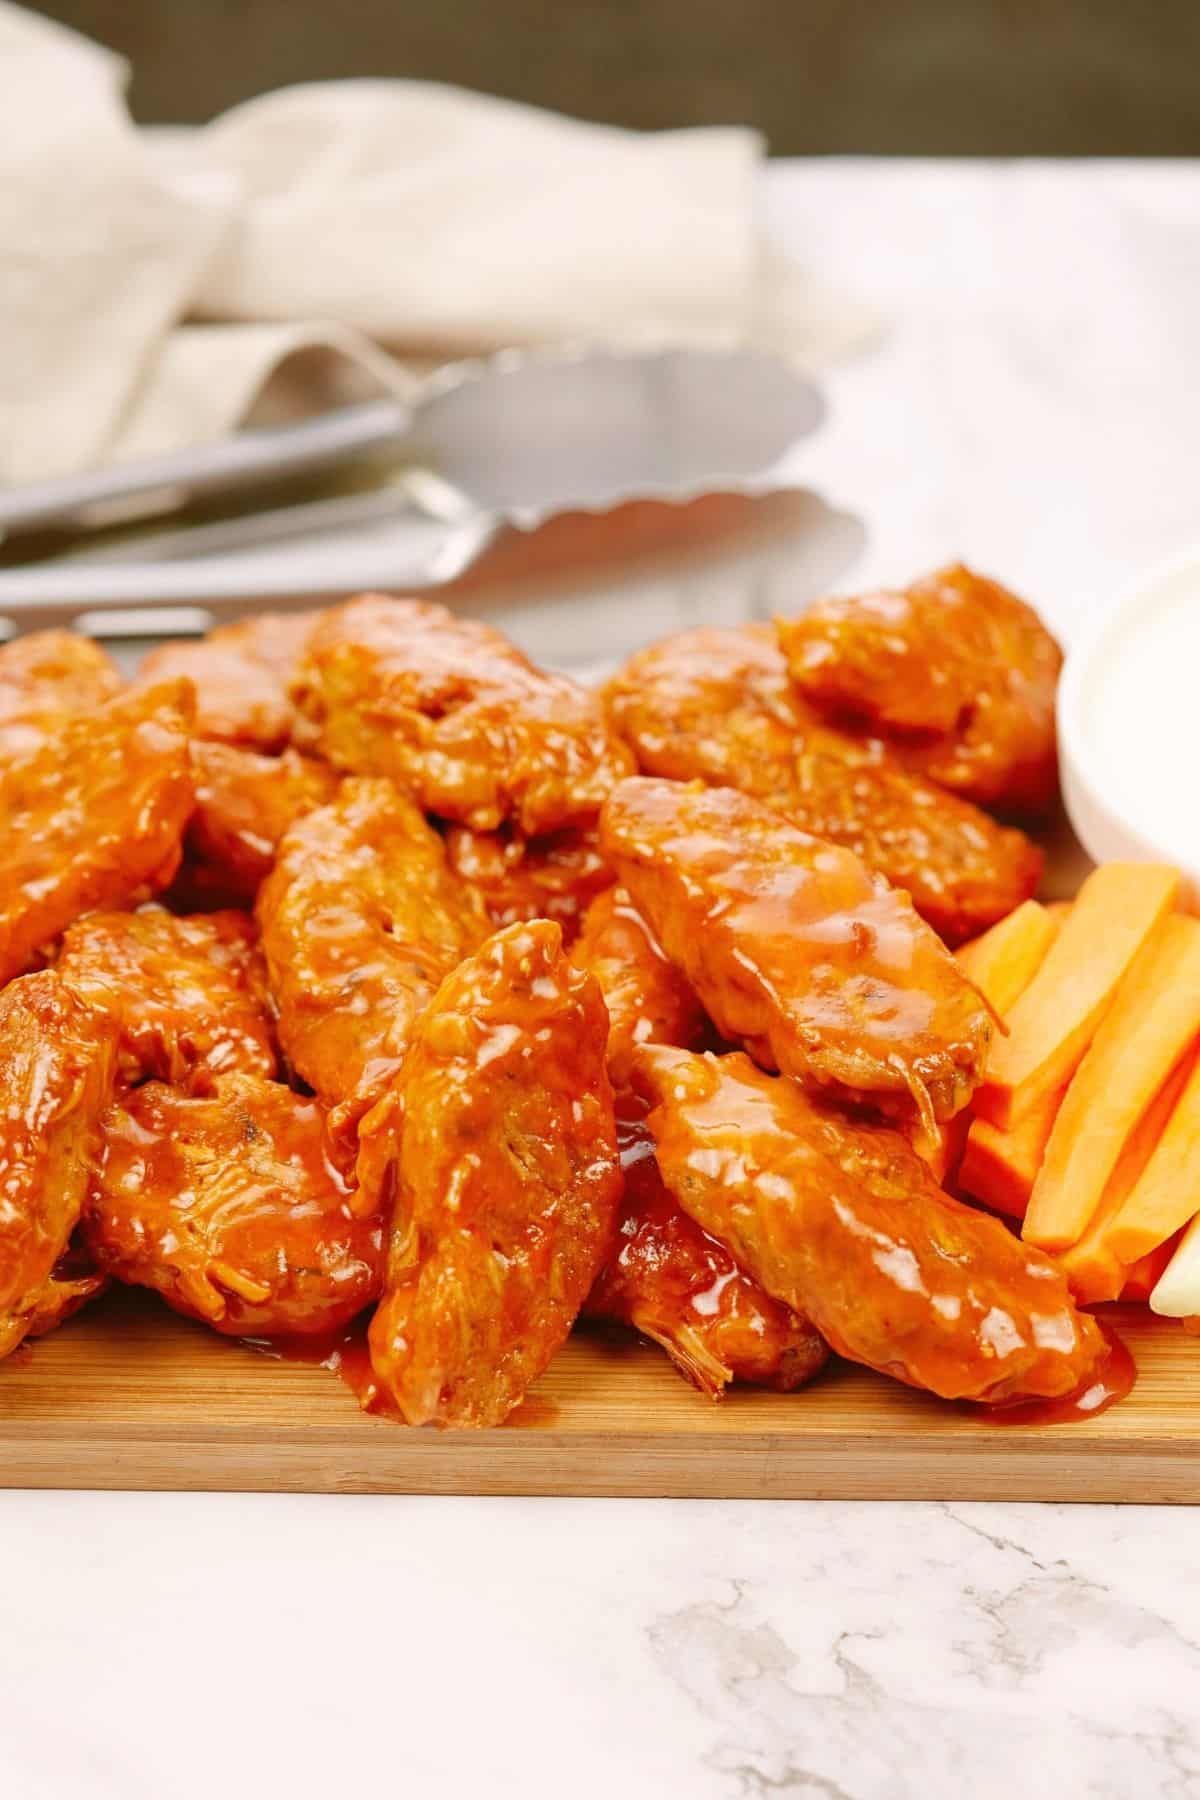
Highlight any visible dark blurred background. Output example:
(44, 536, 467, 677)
(29, 0, 1200, 152)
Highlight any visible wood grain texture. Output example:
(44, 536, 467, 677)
(3, 1289, 1199, 1501)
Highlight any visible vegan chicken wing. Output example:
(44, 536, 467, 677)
(357, 920, 622, 1427)
(777, 564, 1062, 815)
(601, 779, 992, 1131)
(85, 1075, 382, 1336)
(0, 631, 122, 763)
(0, 681, 194, 986)
(291, 593, 632, 834)
(256, 777, 489, 1130)
(587, 1096, 828, 1398)
(138, 610, 317, 751)
(570, 887, 823, 1395)
(444, 822, 613, 946)
(57, 906, 276, 1087)
(177, 741, 340, 908)
(0, 973, 117, 1360)
(635, 1046, 1103, 1405)
(603, 625, 1040, 944)
(23, 1238, 109, 1342)
(570, 884, 708, 1086)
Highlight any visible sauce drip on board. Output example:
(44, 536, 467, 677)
(247, 1321, 397, 1419)
(977, 1319, 1135, 1426)
(247, 1227, 1132, 1429)
(246, 1322, 561, 1424)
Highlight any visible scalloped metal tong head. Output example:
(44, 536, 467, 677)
(0, 346, 825, 622)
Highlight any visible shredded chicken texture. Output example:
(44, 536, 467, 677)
(0, 681, 194, 986)
(292, 593, 632, 833)
(777, 563, 1062, 815)
(635, 1045, 1103, 1405)
(444, 821, 613, 946)
(256, 777, 489, 1133)
(0, 630, 122, 763)
(86, 1075, 382, 1337)
(138, 611, 317, 751)
(570, 884, 708, 1087)
(0, 973, 117, 1360)
(58, 905, 276, 1088)
(601, 776, 992, 1132)
(359, 921, 621, 1427)
(177, 740, 340, 908)
(604, 623, 1041, 944)
(587, 1093, 828, 1399)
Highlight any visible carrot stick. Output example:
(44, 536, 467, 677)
(956, 900, 1060, 1018)
(1104, 1043, 1200, 1266)
(1056, 1054, 1195, 1301)
(1119, 1239, 1180, 1303)
(1024, 916, 1200, 1251)
(958, 1083, 1065, 1218)
(975, 863, 1179, 1130)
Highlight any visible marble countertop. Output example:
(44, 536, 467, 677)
(5, 158, 1200, 1800)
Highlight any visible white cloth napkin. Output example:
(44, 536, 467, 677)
(0, 2, 874, 485)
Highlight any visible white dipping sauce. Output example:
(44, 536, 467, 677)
(1070, 558, 1200, 879)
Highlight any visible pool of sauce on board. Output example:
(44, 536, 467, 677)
(976, 1319, 1135, 1427)
(246, 1323, 561, 1427)
(248, 1311, 1133, 1430)
(246, 1322, 399, 1418)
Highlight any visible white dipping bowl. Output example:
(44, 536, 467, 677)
(1059, 548, 1200, 905)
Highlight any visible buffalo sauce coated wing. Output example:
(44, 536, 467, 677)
(85, 1075, 382, 1336)
(357, 920, 621, 1427)
(138, 610, 317, 751)
(586, 1094, 828, 1399)
(570, 894, 824, 1395)
(444, 822, 613, 946)
(22, 1238, 109, 1342)
(570, 884, 707, 1087)
(0, 681, 194, 986)
(177, 741, 340, 907)
(291, 594, 633, 833)
(0, 973, 117, 1360)
(777, 564, 1062, 815)
(603, 625, 1040, 944)
(58, 905, 276, 1087)
(601, 778, 992, 1132)
(0, 631, 122, 763)
(256, 777, 489, 1130)
(635, 1046, 1104, 1406)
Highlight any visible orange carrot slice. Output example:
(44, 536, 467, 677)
(1023, 915, 1200, 1250)
(1104, 1043, 1200, 1266)
(975, 863, 1180, 1130)
(958, 1083, 1065, 1218)
(1056, 1054, 1195, 1302)
(956, 900, 1060, 1018)
(1119, 1238, 1180, 1303)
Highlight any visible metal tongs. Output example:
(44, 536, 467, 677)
(0, 347, 825, 625)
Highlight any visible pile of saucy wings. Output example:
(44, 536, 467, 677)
(0, 566, 1116, 1429)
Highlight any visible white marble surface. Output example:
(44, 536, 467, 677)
(5, 1494, 1200, 1798)
(6, 158, 1200, 1800)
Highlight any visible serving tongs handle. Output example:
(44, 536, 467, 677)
(0, 400, 414, 538)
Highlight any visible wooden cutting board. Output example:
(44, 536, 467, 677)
(3, 1288, 1199, 1502)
